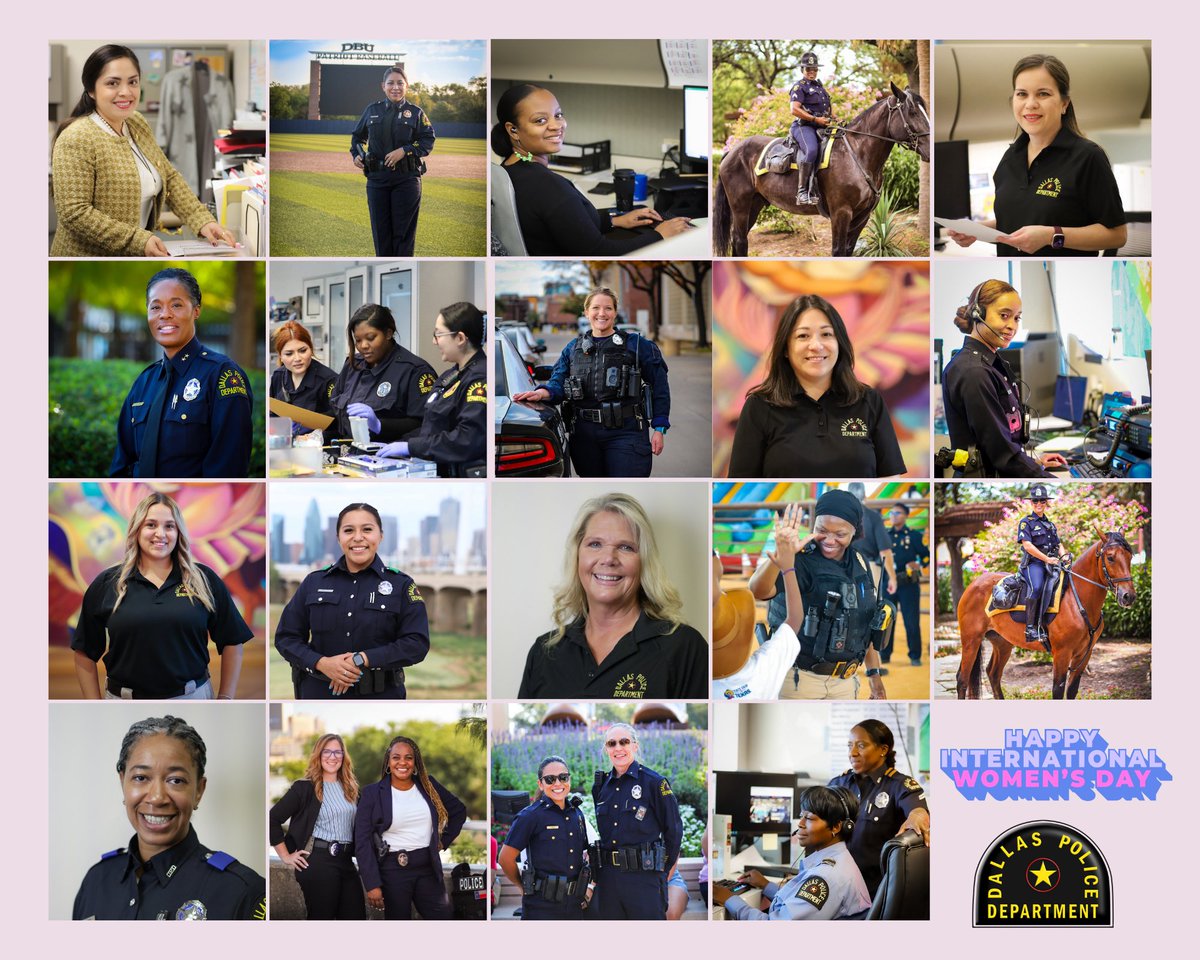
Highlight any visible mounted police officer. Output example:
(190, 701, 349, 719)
(1017, 484, 1061, 650)
(789, 51, 832, 204)
(512, 287, 670, 478)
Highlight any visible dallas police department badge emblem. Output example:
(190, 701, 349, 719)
(612, 672, 648, 698)
(874, 791, 889, 809)
(397, 850, 409, 867)
(218, 369, 247, 397)
(798, 877, 829, 909)
(1036, 177, 1063, 198)
(973, 820, 1112, 926)
(175, 899, 208, 920)
(418, 373, 436, 394)
(407, 582, 424, 603)
(841, 417, 869, 438)
(466, 381, 486, 404)
(379, 581, 393, 595)
(183, 378, 201, 401)
(632, 785, 643, 800)
(376, 381, 392, 398)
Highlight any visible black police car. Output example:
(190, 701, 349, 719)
(495, 329, 570, 477)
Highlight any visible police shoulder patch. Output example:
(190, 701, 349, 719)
(797, 876, 830, 909)
(218, 368, 248, 397)
(466, 380, 487, 403)
(660, 779, 673, 797)
(418, 372, 436, 394)
(407, 582, 424, 603)
(904, 777, 922, 790)
(327, 381, 336, 399)
(252, 898, 267, 920)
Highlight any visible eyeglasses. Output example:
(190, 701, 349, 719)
(432, 330, 455, 340)
(605, 738, 633, 749)
(321, 750, 344, 759)
(540, 773, 571, 785)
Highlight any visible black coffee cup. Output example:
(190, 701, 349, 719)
(612, 168, 635, 213)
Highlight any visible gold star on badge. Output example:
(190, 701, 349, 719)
(1030, 861, 1056, 886)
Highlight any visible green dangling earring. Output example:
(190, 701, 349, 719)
(511, 133, 534, 162)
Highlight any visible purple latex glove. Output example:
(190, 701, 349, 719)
(377, 441, 410, 459)
(345, 402, 381, 435)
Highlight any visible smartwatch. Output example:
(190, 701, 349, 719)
(865, 668, 881, 678)
(352, 652, 367, 669)
(1051, 226, 1065, 250)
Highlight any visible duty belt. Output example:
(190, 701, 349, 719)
(529, 870, 588, 902)
(601, 841, 665, 872)
(576, 404, 639, 422)
(794, 653, 861, 678)
(354, 666, 406, 695)
(312, 838, 353, 856)
(106, 675, 209, 700)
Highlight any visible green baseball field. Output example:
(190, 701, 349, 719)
(269, 133, 487, 257)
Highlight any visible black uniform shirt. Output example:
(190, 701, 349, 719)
(406, 349, 488, 475)
(518, 612, 708, 700)
(828, 765, 927, 895)
(942, 336, 1049, 478)
(504, 797, 589, 878)
(73, 827, 265, 920)
(729, 388, 906, 478)
(269, 359, 338, 419)
(789, 78, 831, 121)
(993, 126, 1125, 257)
(349, 98, 436, 182)
(274, 554, 430, 672)
(593, 761, 682, 868)
(1017, 512, 1060, 559)
(331, 344, 437, 443)
(889, 523, 929, 576)
(72, 562, 252, 698)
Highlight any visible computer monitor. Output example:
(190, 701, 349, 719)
(680, 85, 709, 174)
(934, 140, 971, 220)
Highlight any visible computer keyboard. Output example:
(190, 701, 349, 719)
(1069, 460, 1112, 479)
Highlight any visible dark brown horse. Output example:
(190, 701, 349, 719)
(713, 82, 930, 257)
(955, 526, 1137, 700)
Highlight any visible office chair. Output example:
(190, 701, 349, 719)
(490, 164, 528, 256)
(865, 829, 929, 920)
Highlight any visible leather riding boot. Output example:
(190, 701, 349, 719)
(1024, 588, 1043, 647)
(795, 163, 815, 204)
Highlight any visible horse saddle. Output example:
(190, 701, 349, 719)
(755, 137, 797, 176)
(985, 567, 1066, 624)
(816, 127, 841, 170)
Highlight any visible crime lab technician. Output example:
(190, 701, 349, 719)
(110, 268, 253, 479)
(941, 280, 1067, 478)
(592, 723, 683, 920)
(73, 715, 265, 920)
(274, 503, 430, 700)
(512, 287, 670, 478)
(351, 65, 435, 257)
(270, 320, 338, 432)
(789, 51, 832, 205)
(945, 54, 1126, 257)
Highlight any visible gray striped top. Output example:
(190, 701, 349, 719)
(312, 780, 356, 842)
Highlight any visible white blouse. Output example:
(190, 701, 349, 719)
(381, 785, 433, 851)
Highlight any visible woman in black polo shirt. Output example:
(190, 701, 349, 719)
(517, 492, 708, 699)
(72, 492, 253, 699)
(728, 294, 906, 478)
(946, 54, 1127, 257)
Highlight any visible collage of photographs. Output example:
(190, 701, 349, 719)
(46, 36, 1151, 924)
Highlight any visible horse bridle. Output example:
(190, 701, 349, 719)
(1064, 535, 1134, 593)
(838, 96, 930, 153)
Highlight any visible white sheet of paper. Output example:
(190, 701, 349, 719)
(935, 217, 1004, 243)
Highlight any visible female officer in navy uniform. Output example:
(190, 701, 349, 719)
(330, 303, 437, 446)
(1017, 484, 1061, 648)
(592, 723, 682, 920)
(274, 502, 430, 699)
(73, 715, 265, 920)
(377, 302, 487, 477)
(497, 755, 592, 920)
(946, 54, 1125, 257)
(789, 51, 832, 204)
(354, 735, 467, 920)
(828, 719, 929, 897)
(110, 267, 253, 479)
(73, 491, 252, 700)
(942, 280, 1068, 478)
(512, 287, 669, 478)
(270, 320, 337, 435)
(351, 64, 435, 257)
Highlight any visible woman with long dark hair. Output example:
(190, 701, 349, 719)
(729, 294, 905, 478)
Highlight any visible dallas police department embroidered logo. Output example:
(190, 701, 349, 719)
(183, 378, 201, 401)
(218, 369, 247, 397)
(660, 779, 673, 796)
(379, 581, 393, 595)
(973, 820, 1112, 926)
(252, 898, 266, 920)
(466, 381, 487, 404)
(376, 381, 392, 398)
(174, 584, 194, 599)
(797, 876, 830, 909)
(1036, 177, 1063, 198)
(840, 417, 868, 438)
(418, 373, 436, 394)
(407, 582, 424, 603)
(612, 672, 649, 698)
(175, 899, 208, 920)
(631, 784, 642, 800)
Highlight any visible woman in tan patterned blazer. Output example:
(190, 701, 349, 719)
(51, 44, 237, 258)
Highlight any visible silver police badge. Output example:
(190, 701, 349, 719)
(874, 791, 890, 809)
(631, 784, 642, 799)
(183, 378, 201, 401)
(612, 332, 624, 345)
(377, 382, 392, 398)
(403, 110, 412, 118)
(379, 581, 393, 595)
(397, 850, 409, 867)
(175, 899, 208, 920)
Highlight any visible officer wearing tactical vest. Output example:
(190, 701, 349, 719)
(512, 288, 670, 478)
(1017, 484, 1061, 650)
(789, 51, 832, 204)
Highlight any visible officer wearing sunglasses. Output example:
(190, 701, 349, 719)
(592, 723, 682, 920)
(498, 756, 592, 920)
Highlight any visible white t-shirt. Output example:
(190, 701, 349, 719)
(382, 785, 434, 850)
(711, 623, 800, 701)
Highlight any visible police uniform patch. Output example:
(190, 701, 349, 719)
(1036, 177, 1062, 198)
(327, 381, 336, 399)
(631, 785, 643, 800)
(904, 777, 921, 790)
(612, 672, 648, 698)
(840, 417, 869, 438)
(183, 378, 201, 401)
(174, 584, 194, 599)
(252, 898, 266, 920)
(466, 381, 487, 404)
(418, 372, 436, 394)
(407, 582, 424, 603)
(376, 381, 392, 398)
(175, 899, 207, 920)
(797, 876, 830, 909)
(379, 581, 393, 595)
(218, 369, 247, 397)
(660, 779, 673, 797)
